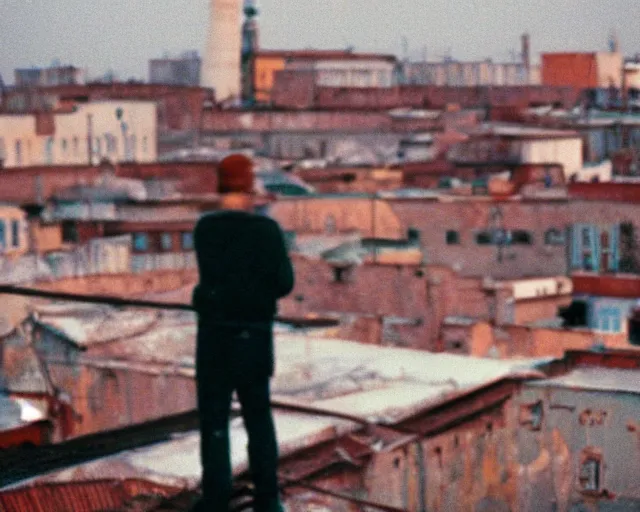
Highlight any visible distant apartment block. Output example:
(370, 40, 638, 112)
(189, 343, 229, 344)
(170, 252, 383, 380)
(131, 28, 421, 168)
(404, 60, 540, 87)
(0, 100, 157, 168)
(148, 51, 201, 86)
(14, 65, 85, 87)
(251, 50, 398, 104)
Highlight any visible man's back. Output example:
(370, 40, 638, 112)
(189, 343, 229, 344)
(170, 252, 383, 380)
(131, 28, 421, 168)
(193, 210, 294, 322)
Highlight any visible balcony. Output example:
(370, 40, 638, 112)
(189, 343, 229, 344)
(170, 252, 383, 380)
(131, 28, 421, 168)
(572, 272, 640, 298)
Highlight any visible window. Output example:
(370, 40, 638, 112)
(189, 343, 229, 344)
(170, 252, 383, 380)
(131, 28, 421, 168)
(629, 312, 640, 346)
(133, 233, 148, 252)
(45, 136, 54, 164)
(130, 134, 137, 159)
(446, 230, 460, 245)
(142, 136, 148, 154)
(11, 220, 20, 248)
(0, 221, 6, 250)
(510, 230, 533, 245)
(578, 449, 603, 494)
(181, 232, 194, 251)
(0, 137, 6, 163)
(61, 138, 68, 154)
(544, 228, 565, 246)
(559, 300, 588, 327)
(15, 140, 22, 166)
(475, 231, 493, 245)
(332, 265, 353, 283)
(570, 224, 620, 272)
(160, 233, 173, 251)
(73, 137, 79, 156)
(519, 401, 543, 431)
(324, 214, 337, 234)
(597, 306, 621, 333)
(61, 221, 78, 243)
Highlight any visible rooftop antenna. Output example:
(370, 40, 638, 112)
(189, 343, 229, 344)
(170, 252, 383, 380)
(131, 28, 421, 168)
(401, 36, 409, 63)
(608, 29, 619, 53)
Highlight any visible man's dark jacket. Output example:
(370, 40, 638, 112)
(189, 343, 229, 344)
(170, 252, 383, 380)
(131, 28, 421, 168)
(192, 210, 294, 378)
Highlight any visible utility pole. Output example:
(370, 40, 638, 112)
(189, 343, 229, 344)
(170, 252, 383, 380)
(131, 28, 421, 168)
(86, 113, 93, 166)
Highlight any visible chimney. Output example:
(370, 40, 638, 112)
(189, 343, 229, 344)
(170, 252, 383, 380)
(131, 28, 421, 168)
(521, 33, 531, 71)
(203, 0, 243, 103)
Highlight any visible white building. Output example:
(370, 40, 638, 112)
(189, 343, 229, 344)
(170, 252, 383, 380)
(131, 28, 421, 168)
(449, 124, 584, 180)
(286, 53, 398, 88)
(0, 101, 157, 168)
(404, 60, 540, 87)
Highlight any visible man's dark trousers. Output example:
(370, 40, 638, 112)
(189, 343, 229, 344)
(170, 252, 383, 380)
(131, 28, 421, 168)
(194, 320, 282, 512)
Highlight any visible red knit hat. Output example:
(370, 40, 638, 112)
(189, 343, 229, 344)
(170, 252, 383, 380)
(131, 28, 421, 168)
(217, 154, 255, 194)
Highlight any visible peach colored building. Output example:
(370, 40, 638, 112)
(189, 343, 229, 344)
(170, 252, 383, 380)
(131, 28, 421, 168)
(0, 101, 157, 168)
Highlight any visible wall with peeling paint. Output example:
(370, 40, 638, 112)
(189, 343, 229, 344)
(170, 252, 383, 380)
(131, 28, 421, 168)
(515, 384, 640, 511)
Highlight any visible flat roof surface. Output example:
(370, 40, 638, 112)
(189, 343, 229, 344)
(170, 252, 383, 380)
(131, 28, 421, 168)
(28, 334, 543, 488)
(528, 367, 640, 394)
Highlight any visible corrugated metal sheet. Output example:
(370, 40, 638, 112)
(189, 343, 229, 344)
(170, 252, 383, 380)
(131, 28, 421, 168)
(0, 479, 182, 512)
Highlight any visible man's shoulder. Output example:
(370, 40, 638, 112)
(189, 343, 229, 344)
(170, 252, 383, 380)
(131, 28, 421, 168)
(196, 211, 281, 230)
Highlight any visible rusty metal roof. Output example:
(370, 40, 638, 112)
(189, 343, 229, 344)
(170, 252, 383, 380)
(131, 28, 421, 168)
(0, 478, 183, 512)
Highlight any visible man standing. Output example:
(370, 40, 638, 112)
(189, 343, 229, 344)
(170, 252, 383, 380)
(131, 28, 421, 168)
(191, 154, 294, 512)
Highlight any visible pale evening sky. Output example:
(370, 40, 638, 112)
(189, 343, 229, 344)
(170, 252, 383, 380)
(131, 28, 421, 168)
(1, 0, 639, 84)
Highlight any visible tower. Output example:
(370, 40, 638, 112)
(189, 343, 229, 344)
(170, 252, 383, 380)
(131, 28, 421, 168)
(241, 0, 259, 105)
(521, 33, 531, 71)
(203, 0, 243, 102)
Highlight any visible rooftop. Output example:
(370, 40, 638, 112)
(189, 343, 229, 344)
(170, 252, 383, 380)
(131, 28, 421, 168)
(0, 394, 45, 432)
(471, 122, 580, 140)
(34, 304, 161, 350)
(529, 366, 640, 394)
(28, 334, 544, 489)
(257, 49, 397, 63)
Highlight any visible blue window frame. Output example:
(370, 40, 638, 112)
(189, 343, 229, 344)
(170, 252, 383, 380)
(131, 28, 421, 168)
(597, 306, 622, 333)
(571, 224, 620, 272)
(181, 232, 194, 251)
(133, 233, 148, 252)
(161, 233, 173, 251)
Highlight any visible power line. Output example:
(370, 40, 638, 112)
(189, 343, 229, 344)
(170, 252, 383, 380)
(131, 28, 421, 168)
(0, 285, 334, 329)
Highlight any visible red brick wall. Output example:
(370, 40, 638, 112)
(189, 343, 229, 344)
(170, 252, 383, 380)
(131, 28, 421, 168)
(278, 256, 432, 349)
(569, 182, 640, 202)
(542, 54, 598, 89)
(0, 162, 217, 204)
(388, 199, 572, 279)
(271, 82, 580, 110)
(201, 110, 394, 133)
(4, 84, 210, 133)
(513, 295, 572, 325)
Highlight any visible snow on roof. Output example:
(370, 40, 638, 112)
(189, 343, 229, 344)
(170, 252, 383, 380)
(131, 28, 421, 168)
(0, 394, 45, 431)
(31, 333, 545, 488)
(474, 123, 580, 139)
(36, 308, 160, 347)
(528, 367, 640, 395)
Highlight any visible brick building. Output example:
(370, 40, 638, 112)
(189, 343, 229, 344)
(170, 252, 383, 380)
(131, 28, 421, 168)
(1, 83, 211, 134)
